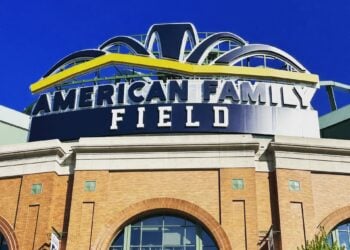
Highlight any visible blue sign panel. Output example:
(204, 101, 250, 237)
(28, 23, 320, 142)
(29, 101, 319, 142)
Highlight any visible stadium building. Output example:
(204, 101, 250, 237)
(0, 23, 350, 250)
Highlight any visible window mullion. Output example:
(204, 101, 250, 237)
(196, 225, 202, 250)
(162, 216, 165, 250)
(123, 225, 131, 250)
(110, 215, 217, 250)
(140, 222, 143, 249)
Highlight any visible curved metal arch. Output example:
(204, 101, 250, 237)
(144, 23, 199, 60)
(146, 31, 163, 58)
(31, 53, 319, 93)
(99, 36, 151, 56)
(213, 44, 308, 73)
(185, 32, 247, 64)
(43, 49, 106, 77)
(179, 30, 197, 61)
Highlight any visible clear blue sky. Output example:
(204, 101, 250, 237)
(0, 0, 349, 115)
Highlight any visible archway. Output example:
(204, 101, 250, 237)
(93, 198, 232, 250)
(110, 214, 218, 249)
(0, 216, 19, 250)
(318, 205, 350, 234)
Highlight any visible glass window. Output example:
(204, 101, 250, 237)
(232, 179, 244, 190)
(130, 227, 140, 245)
(201, 230, 216, 247)
(288, 180, 301, 191)
(143, 216, 163, 226)
(163, 227, 184, 245)
(84, 181, 96, 192)
(164, 216, 185, 226)
(31, 183, 42, 194)
(110, 215, 218, 250)
(0, 233, 8, 250)
(329, 220, 350, 249)
(142, 226, 162, 245)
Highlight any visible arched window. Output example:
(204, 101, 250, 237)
(110, 214, 218, 250)
(329, 220, 350, 249)
(0, 233, 8, 250)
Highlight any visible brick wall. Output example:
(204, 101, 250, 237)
(0, 173, 70, 250)
(66, 170, 220, 249)
(275, 169, 315, 250)
(1, 168, 350, 250)
(311, 173, 350, 228)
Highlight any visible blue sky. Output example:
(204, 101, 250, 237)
(0, 0, 349, 115)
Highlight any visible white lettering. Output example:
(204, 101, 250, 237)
(270, 85, 281, 105)
(110, 108, 125, 130)
(281, 85, 298, 107)
(241, 81, 267, 103)
(157, 106, 172, 127)
(294, 86, 316, 108)
(213, 106, 229, 127)
(185, 106, 200, 127)
(137, 107, 145, 128)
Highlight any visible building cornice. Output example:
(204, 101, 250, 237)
(0, 140, 71, 177)
(72, 142, 259, 154)
(0, 140, 66, 161)
(269, 142, 350, 156)
(269, 136, 350, 156)
(72, 134, 259, 153)
(269, 136, 350, 173)
(72, 134, 260, 171)
(0, 147, 65, 161)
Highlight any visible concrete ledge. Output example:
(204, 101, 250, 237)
(270, 135, 350, 156)
(73, 134, 260, 171)
(270, 135, 350, 173)
(0, 139, 71, 176)
(0, 139, 66, 160)
(73, 134, 259, 153)
(0, 134, 349, 176)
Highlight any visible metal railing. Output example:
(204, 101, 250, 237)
(320, 81, 350, 111)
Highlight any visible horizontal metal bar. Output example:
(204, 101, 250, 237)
(59, 73, 166, 87)
(320, 81, 350, 91)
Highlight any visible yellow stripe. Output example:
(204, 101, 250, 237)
(30, 53, 319, 93)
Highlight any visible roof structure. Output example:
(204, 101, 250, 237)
(319, 81, 350, 139)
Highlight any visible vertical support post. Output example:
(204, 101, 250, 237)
(326, 85, 337, 111)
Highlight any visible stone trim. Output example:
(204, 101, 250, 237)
(269, 136, 350, 174)
(72, 142, 259, 154)
(0, 139, 66, 161)
(270, 135, 350, 156)
(0, 147, 65, 161)
(270, 142, 350, 157)
(73, 134, 259, 153)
